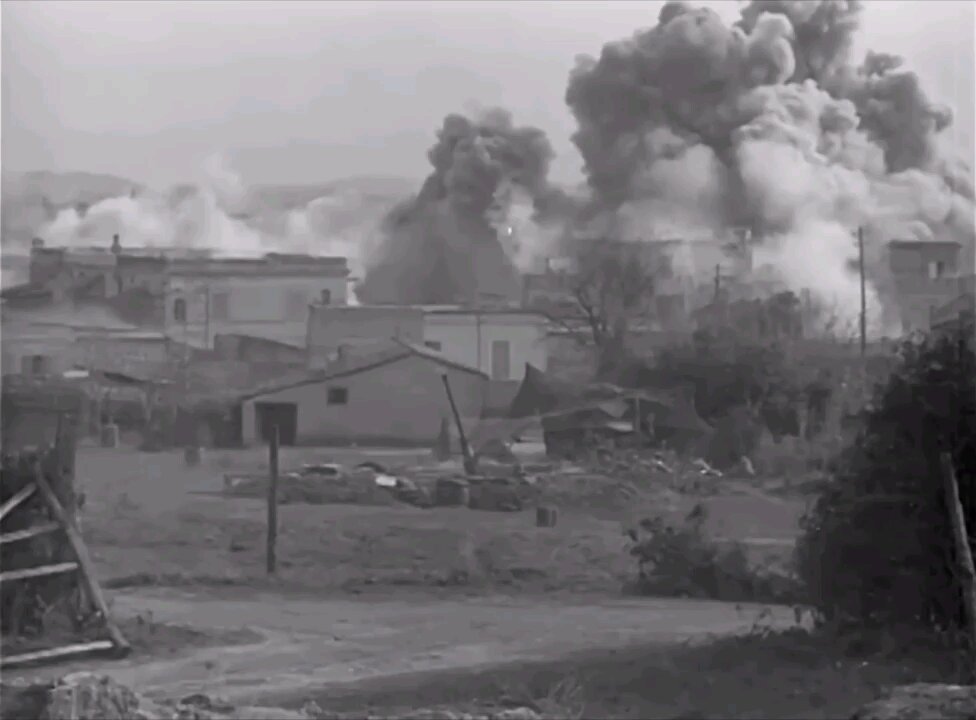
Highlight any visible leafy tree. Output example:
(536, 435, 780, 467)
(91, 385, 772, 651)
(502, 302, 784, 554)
(571, 239, 656, 374)
(795, 328, 975, 646)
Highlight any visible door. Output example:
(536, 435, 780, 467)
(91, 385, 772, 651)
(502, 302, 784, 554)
(254, 402, 298, 446)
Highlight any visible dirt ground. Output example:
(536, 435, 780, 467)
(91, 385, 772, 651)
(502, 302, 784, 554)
(75, 444, 805, 595)
(7, 443, 940, 719)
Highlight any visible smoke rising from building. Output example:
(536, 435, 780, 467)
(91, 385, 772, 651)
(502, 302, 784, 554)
(36, 154, 377, 274)
(563, 0, 973, 329)
(357, 109, 563, 305)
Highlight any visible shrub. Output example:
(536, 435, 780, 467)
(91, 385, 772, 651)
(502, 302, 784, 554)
(625, 505, 802, 604)
(795, 329, 975, 646)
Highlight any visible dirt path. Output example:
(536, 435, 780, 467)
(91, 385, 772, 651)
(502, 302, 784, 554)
(21, 588, 798, 707)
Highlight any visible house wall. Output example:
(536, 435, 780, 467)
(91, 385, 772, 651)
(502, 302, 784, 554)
(888, 242, 963, 332)
(213, 334, 306, 365)
(166, 274, 348, 349)
(1, 328, 75, 376)
(306, 305, 424, 369)
(2, 304, 77, 376)
(423, 312, 549, 382)
(241, 354, 487, 446)
(74, 334, 171, 378)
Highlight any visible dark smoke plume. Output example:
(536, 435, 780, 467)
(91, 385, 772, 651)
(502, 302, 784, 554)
(562, 0, 974, 331)
(358, 109, 559, 305)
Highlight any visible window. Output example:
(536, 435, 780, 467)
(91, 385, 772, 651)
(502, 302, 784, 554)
(327, 387, 348, 405)
(928, 261, 946, 279)
(491, 340, 511, 381)
(173, 298, 187, 323)
(211, 292, 229, 321)
(424, 341, 442, 351)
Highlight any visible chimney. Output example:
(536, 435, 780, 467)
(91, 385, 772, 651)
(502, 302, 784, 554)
(111, 234, 122, 255)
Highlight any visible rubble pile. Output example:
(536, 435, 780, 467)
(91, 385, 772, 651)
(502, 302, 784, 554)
(851, 684, 976, 720)
(222, 466, 411, 507)
(0, 674, 547, 720)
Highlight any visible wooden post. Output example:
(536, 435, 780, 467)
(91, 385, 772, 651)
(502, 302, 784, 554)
(858, 226, 867, 357)
(940, 452, 976, 677)
(441, 372, 477, 475)
(266, 424, 279, 575)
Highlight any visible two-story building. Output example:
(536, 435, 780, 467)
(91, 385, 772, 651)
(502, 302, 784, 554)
(165, 253, 350, 349)
(888, 239, 963, 333)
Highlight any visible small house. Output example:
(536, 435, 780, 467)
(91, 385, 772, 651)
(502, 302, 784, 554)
(239, 339, 488, 446)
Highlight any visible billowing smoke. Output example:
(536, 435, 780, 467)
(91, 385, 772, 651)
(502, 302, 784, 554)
(37, 154, 376, 276)
(564, 0, 974, 331)
(357, 109, 562, 305)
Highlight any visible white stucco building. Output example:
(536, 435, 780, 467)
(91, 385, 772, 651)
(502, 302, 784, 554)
(421, 307, 548, 382)
(165, 253, 350, 349)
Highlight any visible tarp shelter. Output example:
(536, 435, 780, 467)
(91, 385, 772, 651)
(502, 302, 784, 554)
(508, 364, 577, 418)
(508, 363, 711, 443)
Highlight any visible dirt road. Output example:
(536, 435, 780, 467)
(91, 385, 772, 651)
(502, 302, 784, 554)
(29, 588, 797, 708)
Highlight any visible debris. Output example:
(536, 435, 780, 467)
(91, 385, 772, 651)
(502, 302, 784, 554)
(45, 672, 143, 720)
(650, 457, 673, 474)
(738, 456, 756, 477)
(374, 474, 398, 489)
(692, 459, 723, 478)
(851, 684, 976, 720)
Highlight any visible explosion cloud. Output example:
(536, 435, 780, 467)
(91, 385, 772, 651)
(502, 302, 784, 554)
(562, 0, 974, 331)
(357, 109, 561, 305)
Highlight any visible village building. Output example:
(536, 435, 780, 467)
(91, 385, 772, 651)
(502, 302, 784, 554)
(305, 305, 425, 369)
(888, 239, 967, 333)
(929, 272, 976, 337)
(239, 339, 488, 446)
(420, 308, 549, 380)
(1, 301, 169, 378)
(304, 302, 549, 414)
(11, 236, 352, 349)
(165, 252, 349, 349)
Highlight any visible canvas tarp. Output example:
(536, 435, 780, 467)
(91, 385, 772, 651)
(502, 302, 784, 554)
(508, 363, 710, 435)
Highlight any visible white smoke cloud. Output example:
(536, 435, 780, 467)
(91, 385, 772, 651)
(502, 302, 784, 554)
(36, 155, 378, 279)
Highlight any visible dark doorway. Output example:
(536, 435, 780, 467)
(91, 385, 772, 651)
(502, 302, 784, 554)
(254, 402, 298, 446)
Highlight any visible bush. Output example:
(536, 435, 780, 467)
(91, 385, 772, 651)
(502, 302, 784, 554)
(625, 505, 802, 604)
(795, 329, 975, 645)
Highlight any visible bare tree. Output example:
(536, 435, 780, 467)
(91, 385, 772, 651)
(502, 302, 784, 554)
(571, 239, 657, 369)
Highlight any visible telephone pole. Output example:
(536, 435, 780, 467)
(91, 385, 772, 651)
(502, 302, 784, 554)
(858, 226, 867, 357)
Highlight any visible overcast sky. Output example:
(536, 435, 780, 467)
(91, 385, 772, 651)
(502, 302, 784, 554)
(2, 0, 974, 188)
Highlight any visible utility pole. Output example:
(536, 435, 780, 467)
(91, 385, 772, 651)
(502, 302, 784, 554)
(713, 264, 721, 302)
(203, 286, 211, 350)
(858, 226, 867, 357)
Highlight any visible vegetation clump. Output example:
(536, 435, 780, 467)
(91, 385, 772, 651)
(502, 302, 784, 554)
(795, 329, 975, 651)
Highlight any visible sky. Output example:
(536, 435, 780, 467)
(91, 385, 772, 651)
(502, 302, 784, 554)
(2, 0, 974, 189)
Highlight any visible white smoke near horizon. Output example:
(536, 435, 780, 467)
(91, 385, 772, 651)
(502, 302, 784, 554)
(36, 154, 376, 280)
